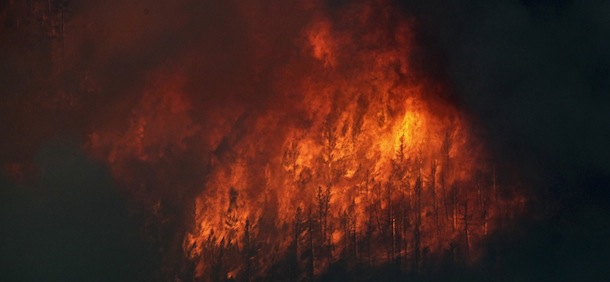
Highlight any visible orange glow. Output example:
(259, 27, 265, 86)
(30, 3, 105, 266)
(84, 0, 527, 279)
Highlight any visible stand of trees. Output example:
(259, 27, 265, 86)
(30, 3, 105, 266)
(186, 113, 525, 281)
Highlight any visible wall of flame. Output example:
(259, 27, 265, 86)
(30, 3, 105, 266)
(74, 0, 525, 279)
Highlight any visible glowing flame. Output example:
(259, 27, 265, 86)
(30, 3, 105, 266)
(84, 0, 527, 279)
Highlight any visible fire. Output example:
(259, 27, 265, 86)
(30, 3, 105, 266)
(307, 18, 336, 68)
(81, 0, 527, 279)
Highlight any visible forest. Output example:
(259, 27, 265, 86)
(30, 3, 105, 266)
(1, 0, 608, 281)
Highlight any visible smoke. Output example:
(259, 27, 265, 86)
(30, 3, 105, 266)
(398, 0, 610, 189)
(1, 0, 609, 280)
(392, 0, 610, 280)
(0, 138, 155, 280)
(1, 1, 331, 279)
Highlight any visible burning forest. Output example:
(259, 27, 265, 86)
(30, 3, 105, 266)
(2, 0, 609, 281)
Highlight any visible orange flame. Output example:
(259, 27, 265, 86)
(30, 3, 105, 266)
(86, 0, 526, 279)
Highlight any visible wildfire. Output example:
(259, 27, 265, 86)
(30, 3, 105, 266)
(83, 0, 526, 280)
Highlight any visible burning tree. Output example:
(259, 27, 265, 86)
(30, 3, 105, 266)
(65, 0, 529, 280)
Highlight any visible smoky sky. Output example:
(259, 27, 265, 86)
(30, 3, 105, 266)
(398, 0, 610, 191)
(0, 138, 156, 280)
(0, 1, 322, 279)
(1, 0, 610, 280)
(1, 1, 606, 180)
(396, 1, 610, 280)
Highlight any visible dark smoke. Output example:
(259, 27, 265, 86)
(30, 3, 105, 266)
(396, 0, 610, 280)
(399, 0, 610, 184)
(0, 1, 320, 279)
(0, 138, 156, 280)
(1, 0, 609, 280)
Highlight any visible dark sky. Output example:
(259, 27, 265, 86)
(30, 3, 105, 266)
(400, 0, 610, 179)
(396, 1, 610, 280)
(1, 0, 609, 280)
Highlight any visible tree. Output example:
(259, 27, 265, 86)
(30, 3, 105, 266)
(340, 199, 357, 264)
(413, 170, 423, 272)
(460, 195, 473, 260)
(307, 207, 315, 280)
(289, 208, 303, 281)
(430, 160, 441, 240)
(242, 218, 256, 281)
(391, 135, 409, 264)
(440, 130, 454, 230)
(316, 185, 332, 257)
